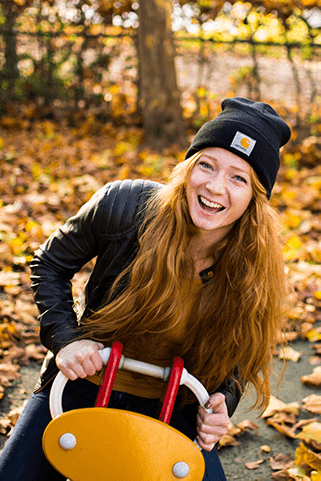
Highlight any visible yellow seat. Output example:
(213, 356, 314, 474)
(42, 407, 205, 480)
(43, 345, 209, 480)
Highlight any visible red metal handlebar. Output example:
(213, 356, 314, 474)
(95, 343, 184, 425)
(159, 357, 184, 424)
(95, 341, 123, 408)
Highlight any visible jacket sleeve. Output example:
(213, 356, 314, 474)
(30, 179, 153, 356)
(215, 375, 243, 418)
(30, 184, 111, 355)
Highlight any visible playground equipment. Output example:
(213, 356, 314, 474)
(43, 341, 212, 480)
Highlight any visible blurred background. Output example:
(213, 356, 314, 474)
(1, 0, 321, 137)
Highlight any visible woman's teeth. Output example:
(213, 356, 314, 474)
(199, 196, 225, 211)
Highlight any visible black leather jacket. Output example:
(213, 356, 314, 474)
(30, 179, 242, 417)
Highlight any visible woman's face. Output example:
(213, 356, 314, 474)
(186, 147, 253, 245)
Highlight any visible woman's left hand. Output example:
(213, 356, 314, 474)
(196, 392, 230, 452)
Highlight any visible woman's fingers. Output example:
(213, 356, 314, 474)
(196, 393, 230, 452)
(56, 340, 105, 380)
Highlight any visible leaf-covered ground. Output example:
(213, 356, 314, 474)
(0, 112, 320, 479)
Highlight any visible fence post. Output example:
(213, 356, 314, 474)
(4, 24, 19, 102)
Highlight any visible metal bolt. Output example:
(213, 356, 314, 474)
(59, 433, 77, 451)
(172, 461, 190, 478)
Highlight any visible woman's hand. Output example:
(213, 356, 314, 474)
(196, 393, 230, 452)
(56, 340, 105, 380)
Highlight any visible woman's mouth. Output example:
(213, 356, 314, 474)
(198, 196, 225, 213)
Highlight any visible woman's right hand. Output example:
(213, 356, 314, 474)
(56, 339, 105, 380)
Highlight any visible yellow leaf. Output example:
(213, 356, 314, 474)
(284, 235, 302, 261)
(32, 163, 42, 180)
(306, 330, 321, 343)
(311, 471, 321, 481)
(288, 235, 302, 250)
(114, 142, 133, 157)
(295, 443, 321, 472)
(109, 84, 120, 95)
(314, 291, 321, 300)
(278, 346, 301, 362)
(297, 422, 321, 444)
(118, 165, 131, 180)
(282, 188, 297, 202)
(282, 212, 302, 229)
(200, 104, 209, 117)
(197, 87, 207, 98)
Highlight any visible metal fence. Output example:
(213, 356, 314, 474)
(1, 25, 321, 125)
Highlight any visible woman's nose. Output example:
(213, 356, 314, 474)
(206, 173, 227, 194)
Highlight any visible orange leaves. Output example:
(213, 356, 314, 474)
(245, 459, 265, 470)
(262, 396, 300, 440)
(0, 99, 320, 473)
(270, 453, 295, 471)
(263, 395, 300, 419)
(295, 443, 321, 474)
(0, 363, 20, 387)
(301, 367, 321, 388)
(217, 419, 259, 450)
(297, 422, 321, 450)
(302, 395, 321, 415)
(0, 401, 28, 436)
(255, 395, 321, 479)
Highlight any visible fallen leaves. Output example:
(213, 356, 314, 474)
(262, 395, 300, 419)
(0, 363, 20, 386)
(0, 101, 320, 476)
(245, 459, 265, 470)
(270, 453, 295, 471)
(279, 346, 301, 362)
(302, 395, 321, 415)
(218, 392, 321, 478)
(302, 367, 321, 388)
(262, 396, 300, 440)
(218, 420, 259, 450)
(0, 401, 28, 436)
(296, 443, 321, 474)
(297, 422, 321, 450)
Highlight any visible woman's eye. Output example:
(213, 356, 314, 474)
(199, 161, 213, 170)
(234, 175, 247, 183)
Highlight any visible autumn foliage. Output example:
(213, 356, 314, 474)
(0, 96, 320, 477)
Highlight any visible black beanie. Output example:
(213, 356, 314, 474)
(185, 97, 291, 198)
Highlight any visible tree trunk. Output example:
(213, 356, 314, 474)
(3, 1, 19, 101)
(137, 0, 188, 151)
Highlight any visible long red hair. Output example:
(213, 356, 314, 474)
(82, 151, 289, 411)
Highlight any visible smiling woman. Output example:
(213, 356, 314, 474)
(186, 148, 253, 248)
(0, 98, 292, 481)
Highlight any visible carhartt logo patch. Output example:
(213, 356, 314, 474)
(231, 131, 256, 156)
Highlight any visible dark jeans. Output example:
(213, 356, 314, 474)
(0, 378, 226, 480)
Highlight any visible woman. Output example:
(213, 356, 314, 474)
(0, 97, 291, 480)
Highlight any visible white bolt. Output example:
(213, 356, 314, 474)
(59, 433, 77, 451)
(172, 461, 190, 478)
